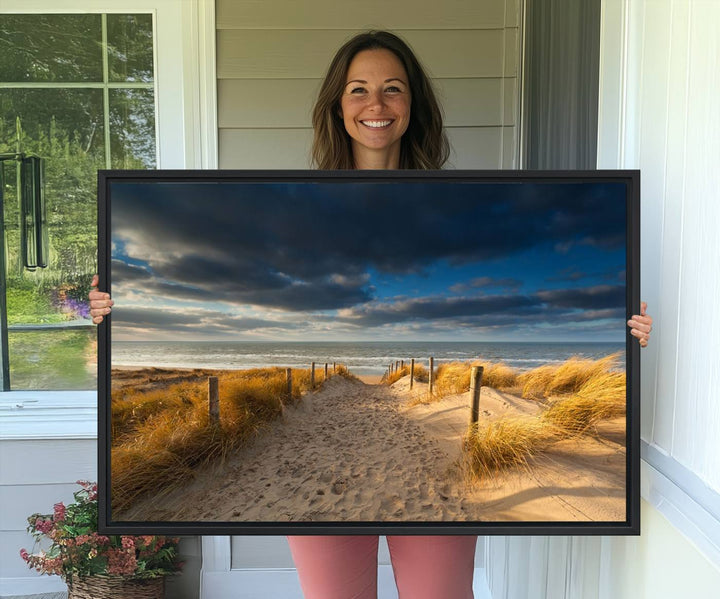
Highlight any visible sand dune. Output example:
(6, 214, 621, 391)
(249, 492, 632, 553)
(118, 375, 625, 523)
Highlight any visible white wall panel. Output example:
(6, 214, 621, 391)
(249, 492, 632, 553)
(0, 440, 96, 485)
(0, 483, 80, 530)
(637, 0, 674, 450)
(672, 1, 720, 483)
(652, 0, 689, 455)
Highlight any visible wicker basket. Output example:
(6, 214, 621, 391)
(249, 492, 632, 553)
(67, 575, 165, 599)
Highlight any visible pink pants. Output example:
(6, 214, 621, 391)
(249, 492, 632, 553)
(287, 535, 477, 599)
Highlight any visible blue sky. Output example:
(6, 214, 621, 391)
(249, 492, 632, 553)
(109, 179, 628, 342)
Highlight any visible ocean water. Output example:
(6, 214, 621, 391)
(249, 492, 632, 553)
(112, 341, 625, 376)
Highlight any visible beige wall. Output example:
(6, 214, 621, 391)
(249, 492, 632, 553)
(216, 0, 522, 169)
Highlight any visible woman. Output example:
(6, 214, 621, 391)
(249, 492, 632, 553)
(90, 31, 653, 599)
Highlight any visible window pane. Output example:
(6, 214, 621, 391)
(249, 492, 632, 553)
(0, 89, 106, 162)
(107, 14, 154, 83)
(110, 89, 156, 169)
(0, 14, 102, 82)
(2, 89, 103, 390)
(8, 329, 97, 390)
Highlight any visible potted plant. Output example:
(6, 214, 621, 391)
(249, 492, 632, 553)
(20, 481, 182, 599)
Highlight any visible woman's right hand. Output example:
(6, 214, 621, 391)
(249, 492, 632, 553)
(88, 274, 113, 324)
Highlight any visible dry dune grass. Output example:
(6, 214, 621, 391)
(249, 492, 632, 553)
(434, 362, 471, 396)
(433, 360, 518, 398)
(463, 418, 559, 479)
(542, 369, 626, 434)
(386, 363, 428, 386)
(462, 353, 626, 479)
(517, 352, 622, 400)
(475, 361, 518, 389)
(110, 366, 340, 513)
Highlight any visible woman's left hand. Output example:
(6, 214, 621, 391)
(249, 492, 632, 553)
(627, 301, 653, 348)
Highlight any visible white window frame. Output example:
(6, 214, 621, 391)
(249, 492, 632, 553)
(0, 0, 217, 439)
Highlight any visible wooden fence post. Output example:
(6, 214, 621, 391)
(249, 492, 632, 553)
(333, 362, 336, 373)
(410, 358, 415, 390)
(401, 360, 404, 370)
(324, 363, 329, 380)
(470, 366, 484, 426)
(396, 360, 400, 372)
(428, 357, 434, 397)
(286, 368, 292, 399)
(311, 362, 315, 389)
(208, 376, 219, 424)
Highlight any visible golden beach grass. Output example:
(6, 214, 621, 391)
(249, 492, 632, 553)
(386, 363, 428, 385)
(462, 353, 626, 479)
(110, 366, 341, 513)
(433, 360, 518, 399)
(463, 418, 559, 479)
(541, 369, 626, 435)
(517, 352, 622, 400)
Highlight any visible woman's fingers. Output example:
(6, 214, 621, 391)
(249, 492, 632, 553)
(89, 274, 113, 323)
(627, 315, 652, 334)
(627, 302, 652, 348)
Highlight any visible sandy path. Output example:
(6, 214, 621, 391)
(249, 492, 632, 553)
(120, 376, 626, 523)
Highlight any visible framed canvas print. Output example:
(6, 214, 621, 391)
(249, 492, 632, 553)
(98, 170, 640, 535)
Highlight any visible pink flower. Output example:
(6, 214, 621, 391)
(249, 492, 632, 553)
(121, 536, 135, 549)
(53, 502, 66, 522)
(34, 518, 54, 534)
(107, 548, 137, 576)
(19, 548, 29, 562)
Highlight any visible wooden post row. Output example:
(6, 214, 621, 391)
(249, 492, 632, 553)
(470, 366, 484, 426)
(286, 368, 292, 398)
(311, 361, 315, 389)
(428, 357, 434, 396)
(410, 358, 415, 390)
(208, 376, 219, 424)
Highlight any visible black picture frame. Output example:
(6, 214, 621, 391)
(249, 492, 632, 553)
(98, 169, 640, 536)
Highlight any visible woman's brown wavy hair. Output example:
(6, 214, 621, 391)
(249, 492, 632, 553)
(311, 31, 449, 170)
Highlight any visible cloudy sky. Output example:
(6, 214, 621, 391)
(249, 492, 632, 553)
(109, 179, 628, 342)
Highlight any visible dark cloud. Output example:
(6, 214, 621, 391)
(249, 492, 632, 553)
(110, 259, 152, 283)
(112, 306, 302, 336)
(109, 180, 627, 312)
(536, 285, 624, 309)
(337, 284, 624, 328)
(339, 294, 541, 327)
(449, 276, 522, 294)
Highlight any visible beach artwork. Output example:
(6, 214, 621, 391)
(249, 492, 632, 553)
(101, 172, 638, 532)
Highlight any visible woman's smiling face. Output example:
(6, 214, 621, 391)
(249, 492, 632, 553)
(340, 48, 411, 168)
